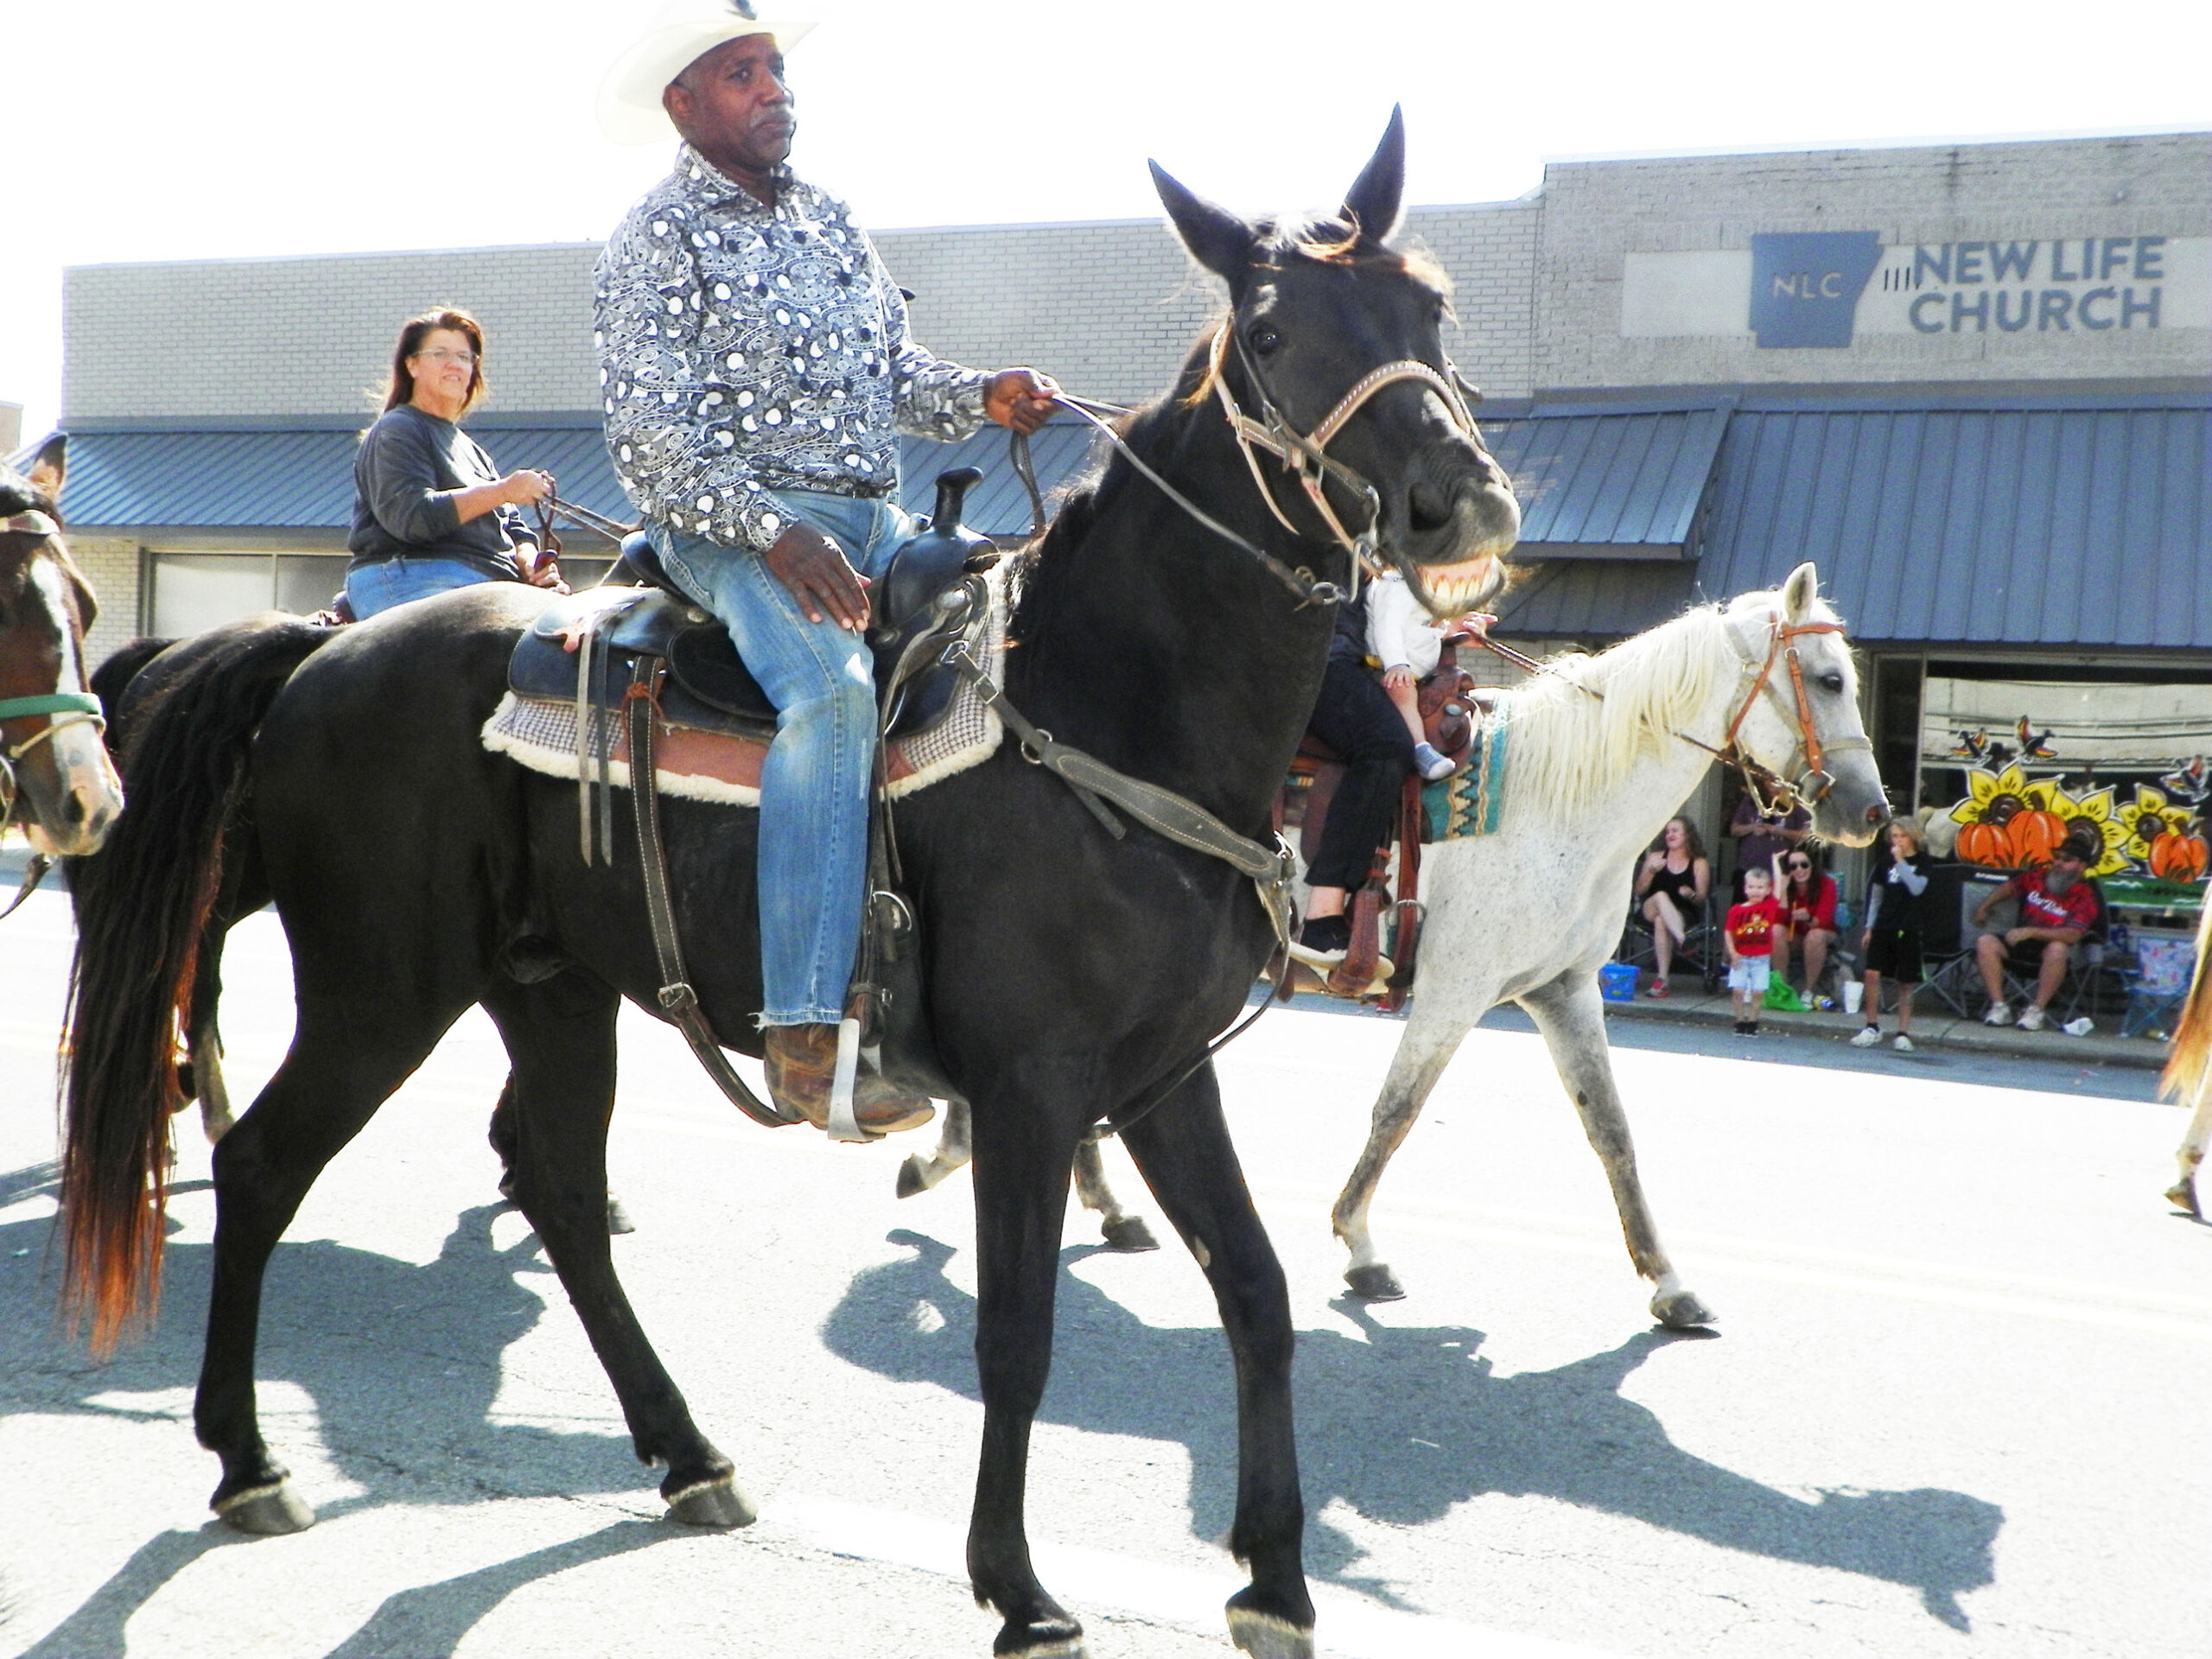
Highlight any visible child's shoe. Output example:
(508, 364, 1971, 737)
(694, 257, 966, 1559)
(1412, 741, 1456, 782)
(1849, 1024, 1881, 1048)
(1893, 1033, 1916, 1052)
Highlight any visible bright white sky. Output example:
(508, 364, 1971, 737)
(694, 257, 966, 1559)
(7, 0, 2208, 441)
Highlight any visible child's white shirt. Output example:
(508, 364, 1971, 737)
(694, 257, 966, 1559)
(1365, 571, 1449, 676)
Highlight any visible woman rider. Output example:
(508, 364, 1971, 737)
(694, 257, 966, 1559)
(346, 307, 567, 618)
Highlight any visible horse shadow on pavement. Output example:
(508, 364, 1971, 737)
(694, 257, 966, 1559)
(823, 1229, 2004, 1630)
(0, 1166, 692, 1658)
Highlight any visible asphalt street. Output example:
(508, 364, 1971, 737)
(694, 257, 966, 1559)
(3, 887, 2207, 1659)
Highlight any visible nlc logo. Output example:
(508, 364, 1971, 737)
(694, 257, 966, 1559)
(1748, 232, 1883, 347)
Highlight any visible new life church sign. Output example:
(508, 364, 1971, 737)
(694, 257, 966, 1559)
(1624, 229, 2210, 346)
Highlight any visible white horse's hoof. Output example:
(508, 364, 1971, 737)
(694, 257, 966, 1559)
(1651, 1287, 1718, 1328)
(895, 1154, 937, 1200)
(213, 1481, 315, 1535)
(606, 1193, 636, 1235)
(1344, 1264, 1406, 1302)
(665, 1473, 756, 1528)
(2167, 1179, 2202, 1219)
(1100, 1216, 1160, 1252)
(1227, 1605, 1315, 1658)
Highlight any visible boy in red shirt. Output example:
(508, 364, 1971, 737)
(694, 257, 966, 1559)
(1726, 864, 1782, 1036)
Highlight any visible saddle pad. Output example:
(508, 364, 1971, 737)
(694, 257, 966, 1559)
(1420, 718, 1510, 842)
(480, 560, 1011, 807)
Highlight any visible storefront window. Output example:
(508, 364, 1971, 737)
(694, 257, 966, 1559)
(1919, 671, 2212, 891)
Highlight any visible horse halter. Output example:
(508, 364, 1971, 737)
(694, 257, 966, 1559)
(1713, 610, 1871, 811)
(1207, 321, 1480, 593)
(0, 510, 108, 839)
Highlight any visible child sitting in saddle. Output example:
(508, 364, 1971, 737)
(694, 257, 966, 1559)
(1365, 568, 1480, 783)
(1725, 864, 1782, 1038)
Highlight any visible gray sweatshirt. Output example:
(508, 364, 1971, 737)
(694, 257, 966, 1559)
(348, 404, 536, 579)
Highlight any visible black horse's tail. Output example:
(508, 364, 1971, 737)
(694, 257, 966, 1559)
(60, 620, 333, 1354)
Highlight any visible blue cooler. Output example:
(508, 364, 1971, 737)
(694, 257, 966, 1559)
(1599, 962, 1638, 1002)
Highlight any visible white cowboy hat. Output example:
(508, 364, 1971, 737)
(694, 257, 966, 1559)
(597, 0, 818, 146)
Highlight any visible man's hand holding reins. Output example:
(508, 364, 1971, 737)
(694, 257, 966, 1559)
(986, 369, 1059, 435)
(767, 520, 873, 631)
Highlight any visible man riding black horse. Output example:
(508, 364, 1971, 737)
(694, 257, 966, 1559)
(594, 0, 1058, 1134)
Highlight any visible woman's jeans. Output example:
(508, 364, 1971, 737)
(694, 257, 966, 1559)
(345, 556, 503, 618)
(654, 487, 913, 1028)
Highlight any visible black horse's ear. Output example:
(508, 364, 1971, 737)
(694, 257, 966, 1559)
(29, 432, 67, 501)
(1342, 105, 1406, 245)
(1150, 160, 1250, 282)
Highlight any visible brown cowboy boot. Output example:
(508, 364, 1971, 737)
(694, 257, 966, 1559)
(762, 1024, 935, 1136)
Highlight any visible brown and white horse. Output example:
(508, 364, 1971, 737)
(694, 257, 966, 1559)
(0, 436, 121, 870)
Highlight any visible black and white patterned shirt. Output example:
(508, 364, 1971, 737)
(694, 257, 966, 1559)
(594, 146, 991, 552)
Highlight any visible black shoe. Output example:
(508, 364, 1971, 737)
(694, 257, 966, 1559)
(1290, 913, 1352, 968)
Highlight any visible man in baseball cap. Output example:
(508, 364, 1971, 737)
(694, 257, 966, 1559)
(594, 3, 1057, 1134)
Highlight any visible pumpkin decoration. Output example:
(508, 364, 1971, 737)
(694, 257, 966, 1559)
(1956, 818, 2012, 867)
(2149, 829, 2209, 883)
(1948, 765, 2037, 868)
(2118, 784, 2207, 882)
(2005, 807, 2068, 867)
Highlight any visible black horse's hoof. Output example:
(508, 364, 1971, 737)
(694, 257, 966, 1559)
(993, 1618, 1085, 1658)
(213, 1480, 316, 1535)
(1100, 1215, 1160, 1253)
(1227, 1605, 1315, 1659)
(606, 1193, 636, 1235)
(1344, 1263, 1406, 1302)
(664, 1473, 756, 1529)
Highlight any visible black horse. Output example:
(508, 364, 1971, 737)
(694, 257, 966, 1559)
(60, 118, 1519, 1659)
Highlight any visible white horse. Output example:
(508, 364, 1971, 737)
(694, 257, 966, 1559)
(901, 563, 1890, 1326)
(2155, 901, 2212, 1219)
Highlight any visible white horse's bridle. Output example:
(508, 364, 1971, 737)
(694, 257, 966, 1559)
(1715, 607, 1873, 810)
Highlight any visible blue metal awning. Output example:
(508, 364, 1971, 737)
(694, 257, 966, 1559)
(41, 418, 1103, 542)
(1480, 407, 1727, 560)
(1487, 396, 2212, 652)
(1691, 402, 2212, 651)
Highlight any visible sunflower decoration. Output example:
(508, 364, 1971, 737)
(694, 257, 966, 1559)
(2118, 784, 2210, 883)
(2041, 783, 2132, 877)
(1948, 764, 2069, 868)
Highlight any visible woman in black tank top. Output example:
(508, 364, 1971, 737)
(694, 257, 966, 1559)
(1634, 816, 1710, 995)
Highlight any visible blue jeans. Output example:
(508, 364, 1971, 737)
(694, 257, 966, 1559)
(654, 487, 913, 1027)
(346, 556, 503, 618)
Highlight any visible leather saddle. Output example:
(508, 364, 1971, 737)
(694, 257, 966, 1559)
(509, 467, 998, 742)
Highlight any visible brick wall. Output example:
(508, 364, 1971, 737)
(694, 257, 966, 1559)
(63, 245, 603, 422)
(65, 536, 143, 667)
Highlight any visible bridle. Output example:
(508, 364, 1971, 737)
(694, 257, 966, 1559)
(1014, 312, 1485, 613)
(1208, 321, 1480, 589)
(0, 508, 108, 860)
(1710, 613, 1868, 810)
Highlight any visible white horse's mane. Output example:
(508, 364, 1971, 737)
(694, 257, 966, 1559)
(1492, 597, 1772, 823)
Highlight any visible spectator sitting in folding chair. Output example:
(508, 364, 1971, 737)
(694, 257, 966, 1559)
(1971, 830, 2100, 1031)
(1770, 846, 1840, 1007)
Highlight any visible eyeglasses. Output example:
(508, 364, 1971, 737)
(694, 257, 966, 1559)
(1785, 860, 1811, 871)
(411, 348, 477, 366)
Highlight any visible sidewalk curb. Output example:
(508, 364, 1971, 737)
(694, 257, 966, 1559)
(1603, 985, 2171, 1071)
